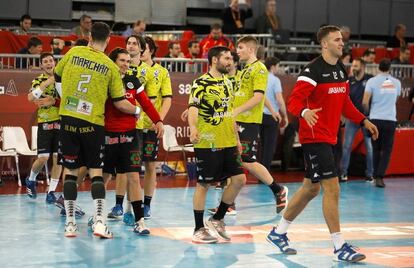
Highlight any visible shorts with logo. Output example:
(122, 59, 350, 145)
(302, 142, 337, 183)
(141, 129, 159, 161)
(195, 146, 244, 183)
(237, 122, 260, 163)
(103, 129, 141, 174)
(37, 120, 60, 157)
(59, 116, 105, 169)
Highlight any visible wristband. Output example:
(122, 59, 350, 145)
(300, 108, 310, 118)
(55, 82, 62, 96)
(31, 87, 43, 99)
(135, 106, 141, 115)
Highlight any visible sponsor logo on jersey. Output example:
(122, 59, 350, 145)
(328, 87, 346, 94)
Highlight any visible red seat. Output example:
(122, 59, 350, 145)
(374, 48, 389, 63)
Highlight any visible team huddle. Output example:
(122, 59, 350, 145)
(26, 22, 379, 263)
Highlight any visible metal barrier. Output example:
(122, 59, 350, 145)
(145, 31, 186, 41)
(1, 54, 413, 79)
(0, 27, 71, 36)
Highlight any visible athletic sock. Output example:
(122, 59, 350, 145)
(131, 200, 144, 222)
(64, 200, 76, 224)
(125, 201, 132, 213)
(28, 170, 39, 181)
(213, 201, 230, 220)
(268, 180, 282, 195)
(116, 195, 124, 207)
(275, 217, 292, 234)
(331, 232, 345, 250)
(144, 196, 152, 207)
(94, 199, 106, 224)
(194, 210, 205, 231)
(48, 178, 59, 193)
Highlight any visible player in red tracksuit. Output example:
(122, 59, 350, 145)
(99, 47, 164, 235)
(266, 25, 378, 263)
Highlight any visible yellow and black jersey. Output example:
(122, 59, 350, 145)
(188, 73, 237, 149)
(31, 73, 60, 123)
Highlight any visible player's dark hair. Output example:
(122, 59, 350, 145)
(379, 58, 391, 72)
(207, 46, 230, 65)
(108, 47, 129, 62)
(264, 57, 280, 70)
(144, 36, 158, 58)
(316, 25, 341, 44)
(40, 52, 54, 63)
(91, 22, 110, 43)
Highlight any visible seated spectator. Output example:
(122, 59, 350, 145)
(71, 14, 92, 38)
(14, 14, 32, 35)
(256, 0, 281, 34)
(164, 41, 184, 72)
(122, 20, 146, 37)
(256, 45, 266, 62)
(362, 48, 377, 75)
(222, 0, 253, 34)
(16, 37, 43, 69)
(199, 23, 234, 58)
(386, 24, 407, 48)
(185, 41, 201, 72)
(74, 38, 89, 46)
(50, 38, 65, 55)
(341, 51, 351, 64)
(340, 25, 352, 54)
(391, 46, 411, 65)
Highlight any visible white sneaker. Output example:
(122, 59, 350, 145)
(64, 222, 78, 238)
(92, 220, 113, 239)
(205, 216, 231, 241)
(192, 227, 218, 244)
(133, 218, 150, 235)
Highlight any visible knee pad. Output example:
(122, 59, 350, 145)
(63, 174, 78, 200)
(91, 176, 105, 199)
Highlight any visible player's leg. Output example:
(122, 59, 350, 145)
(142, 130, 159, 219)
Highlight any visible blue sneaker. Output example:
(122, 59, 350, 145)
(123, 212, 135, 226)
(46, 192, 57, 204)
(108, 204, 123, 219)
(25, 178, 37, 199)
(88, 216, 94, 227)
(266, 227, 297, 254)
(144, 205, 151, 219)
(333, 243, 366, 262)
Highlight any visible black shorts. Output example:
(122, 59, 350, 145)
(103, 129, 141, 174)
(142, 129, 159, 161)
(37, 121, 60, 157)
(59, 116, 105, 169)
(302, 143, 337, 183)
(195, 146, 244, 183)
(237, 122, 260, 163)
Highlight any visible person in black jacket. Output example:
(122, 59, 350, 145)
(222, 0, 253, 34)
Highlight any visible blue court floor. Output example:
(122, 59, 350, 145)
(0, 178, 413, 267)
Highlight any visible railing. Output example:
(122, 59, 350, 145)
(1, 54, 413, 79)
(0, 26, 72, 36)
(145, 31, 187, 41)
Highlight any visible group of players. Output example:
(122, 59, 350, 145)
(26, 22, 378, 263)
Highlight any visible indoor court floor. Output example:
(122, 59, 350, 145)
(0, 177, 413, 267)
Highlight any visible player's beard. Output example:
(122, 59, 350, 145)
(217, 63, 230, 74)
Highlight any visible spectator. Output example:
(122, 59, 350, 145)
(199, 23, 234, 58)
(185, 41, 202, 72)
(164, 41, 184, 72)
(340, 26, 351, 54)
(260, 57, 288, 171)
(122, 20, 146, 37)
(391, 46, 411, 65)
(74, 38, 89, 46)
(222, 0, 253, 34)
(71, 14, 92, 38)
(340, 51, 351, 64)
(340, 58, 374, 182)
(386, 24, 407, 48)
(256, 45, 266, 62)
(256, 0, 281, 34)
(14, 14, 32, 35)
(16, 37, 43, 69)
(362, 48, 376, 75)
(363, 59, 401, 188)
(50, 38, 65, 55)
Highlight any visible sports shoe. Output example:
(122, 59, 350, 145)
(207, 204, 237, 216)
(365, 176, 374, 182)
(87, 216, 94, 227)
(275, 186, 289, 214)
(205, 216, 230, 241)
(123, 211, 135, 226)
(108, 204, 123, 219)
(266, 227, 297, 254)
(339, 175, 348, 183)
(46, 192, 57, 204)
(92, 220, 113, 239)
(133, 218, 150, 235)
(144, 204, 151, 219)
(333, 243, 366, 262)
(55, 195, 85, 218)
(64, 222, 78, 238)
(375, 178, 386, 188)
(192, 227, 218, 244)
(25, 178, 37, 199)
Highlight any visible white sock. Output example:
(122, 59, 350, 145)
(125, 201, 132, 213)
(48, 178, 59, 193)
(94, 199, 106, 224)
(28, 170, 39, 181)
(275, 217, 292, 234)
(64, 200, 76, 224)
(331, 232, 345, 250)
